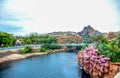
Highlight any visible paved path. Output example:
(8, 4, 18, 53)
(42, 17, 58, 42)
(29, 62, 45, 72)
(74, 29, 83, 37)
(0, 45, 41, 52)
(114, 72, 120, 78)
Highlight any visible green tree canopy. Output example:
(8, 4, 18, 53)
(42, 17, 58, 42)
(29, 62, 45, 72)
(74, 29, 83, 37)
(0, 32, 16, 47)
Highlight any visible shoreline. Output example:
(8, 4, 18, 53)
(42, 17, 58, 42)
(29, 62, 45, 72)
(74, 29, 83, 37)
(0, 49, 65, 64)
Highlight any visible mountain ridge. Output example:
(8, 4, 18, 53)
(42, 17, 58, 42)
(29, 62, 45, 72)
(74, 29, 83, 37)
(78, 25, 102, 37)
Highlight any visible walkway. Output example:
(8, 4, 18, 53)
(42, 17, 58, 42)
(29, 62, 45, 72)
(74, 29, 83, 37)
(114, 72, 120, 78)
(0, 44, 41, 52)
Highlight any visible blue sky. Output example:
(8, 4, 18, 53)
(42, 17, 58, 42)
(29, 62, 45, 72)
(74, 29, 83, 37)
(0, 0, 120, 35)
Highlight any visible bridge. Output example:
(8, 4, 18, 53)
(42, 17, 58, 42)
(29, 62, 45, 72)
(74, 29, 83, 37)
(58, 43, 85, 51)
(58, 43, 94, 51)
(59, 43, 83, 46)
(0, 43, 93, 52)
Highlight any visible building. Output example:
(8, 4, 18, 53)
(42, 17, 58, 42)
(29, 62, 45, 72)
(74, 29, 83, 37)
(16, 39, 22, 46)
(82, 36, 93, 43)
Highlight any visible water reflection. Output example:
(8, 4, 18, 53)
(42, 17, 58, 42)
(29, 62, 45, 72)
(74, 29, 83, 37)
(78, 65, 91, 78)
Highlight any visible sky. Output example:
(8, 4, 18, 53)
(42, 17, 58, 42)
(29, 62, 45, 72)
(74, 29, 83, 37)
(0, 0, 120, 35)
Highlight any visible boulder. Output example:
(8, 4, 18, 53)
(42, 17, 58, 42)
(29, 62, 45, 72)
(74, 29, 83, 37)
(103, 63, 119, 78)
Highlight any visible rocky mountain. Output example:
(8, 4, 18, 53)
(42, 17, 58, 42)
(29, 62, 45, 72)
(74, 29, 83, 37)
(78, 25, 102, 37)
(48, 31, 78, 37)
(48, 31, 82, 44)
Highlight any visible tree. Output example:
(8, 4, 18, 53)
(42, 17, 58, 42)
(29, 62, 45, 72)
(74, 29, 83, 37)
(21, 46, 33, 54)
(92, 35, 108, 47)
(116, 34, 120, 48)
(25, 39, 32, 44)
(0, 32, 16, 47)
(98, 34, 120, 62)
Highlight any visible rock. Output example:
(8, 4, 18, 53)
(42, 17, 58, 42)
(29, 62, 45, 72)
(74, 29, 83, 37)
(103, 63, 119, 78)
(78, 51, 83, 64)
(78, 25, 101, 37)
(107, 32, 116, 41)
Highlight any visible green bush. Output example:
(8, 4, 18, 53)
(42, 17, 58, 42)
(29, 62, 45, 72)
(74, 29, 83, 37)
(21, 46, 33, 54)
(98, 39, 120, 62)
(41, 44, 62, 50)
(81, 43, 88, 49)
(40, 47, 46, 52)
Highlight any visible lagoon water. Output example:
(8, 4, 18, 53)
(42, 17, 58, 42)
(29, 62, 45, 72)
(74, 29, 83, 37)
(0, 52, 90, 78)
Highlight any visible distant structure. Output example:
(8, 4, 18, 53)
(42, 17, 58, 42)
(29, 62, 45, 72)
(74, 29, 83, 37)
(15, 39, 22, 46)
(78, 25, 102, 43)
(107, 32, 116, 41)
(82, 35, 93, 43)
(1, 43, 4, 48)
(102, 32, 108, 38)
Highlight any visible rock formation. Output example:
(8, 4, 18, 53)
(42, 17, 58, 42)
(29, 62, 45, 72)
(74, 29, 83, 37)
(107, 32, 116, 41)
(78, 25, 101, 37)
(48, 31, 82, 44)
(78, 46, 120, 78)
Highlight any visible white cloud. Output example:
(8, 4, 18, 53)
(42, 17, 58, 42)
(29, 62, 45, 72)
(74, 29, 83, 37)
(2, 0, 119, 34)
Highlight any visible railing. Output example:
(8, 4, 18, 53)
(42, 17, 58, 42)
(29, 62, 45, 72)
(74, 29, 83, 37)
(0, 44, 42, 51)
(0, 43, 94, 51)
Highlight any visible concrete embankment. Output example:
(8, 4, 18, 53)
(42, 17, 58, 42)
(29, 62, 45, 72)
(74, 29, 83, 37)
(0, 49, 65, 64)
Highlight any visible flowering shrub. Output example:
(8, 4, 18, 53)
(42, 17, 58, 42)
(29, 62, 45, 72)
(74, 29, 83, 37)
(80, 45, 110, 77)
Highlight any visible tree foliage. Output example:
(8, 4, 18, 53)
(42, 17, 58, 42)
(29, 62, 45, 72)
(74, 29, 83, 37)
(21, 46, 33, 54)
(92, 35, 108, 47)
(41, 44, 62, 50)
(16, 33, 58, 44)
(0, 32, 16, 47)
(98, 34, 120, 62)
(0, 32, 58, 47)
(40, 47, 46, 52)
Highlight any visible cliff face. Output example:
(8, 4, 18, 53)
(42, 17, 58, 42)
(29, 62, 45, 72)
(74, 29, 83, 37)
(78, 25, 101, 37)
(48, 31, 82, 44)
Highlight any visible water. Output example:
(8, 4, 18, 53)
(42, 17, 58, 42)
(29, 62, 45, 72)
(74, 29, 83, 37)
(0, 52, 90, 78)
